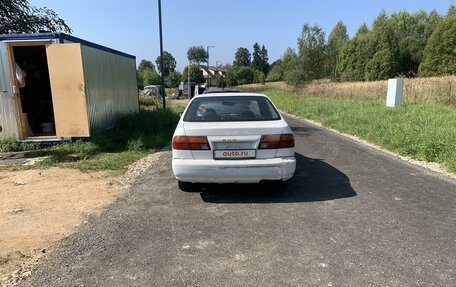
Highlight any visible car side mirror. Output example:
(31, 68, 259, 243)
(179, 112, 183, 118)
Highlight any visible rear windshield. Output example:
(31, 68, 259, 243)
(183, 96, 281, 122)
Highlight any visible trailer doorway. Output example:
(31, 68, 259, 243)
(12, 45, 56, 137)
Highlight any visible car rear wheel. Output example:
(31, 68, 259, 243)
(178, 180, 193, 191)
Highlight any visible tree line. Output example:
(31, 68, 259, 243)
(137, 46, 210, 89)
(271, 4, 456, 85)
(0, 0, 71, 34)
(3, 1, 456, 89)
(223, 42, 270, 86)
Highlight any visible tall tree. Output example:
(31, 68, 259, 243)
(367, 10, 400, 80)
(137, 59, 159, 89)
(419, 16, 456, 76)
(137, 67, 160, 89)
(390, 10, 428, 76)
(155, 51, 176, 78)
(355, 22, 370, 36)
(251, 43, 262, 71)
(326, 21, 349, 79)
(281, 48, 300, 84)
(251, 43, 269, 75)
(260, 45, 270, 75)
(338, 25, 375, 81)
(233, 47, 251, 66)
(266, 59, 283, 82)
(425, 10, 442, 39)
(295, 24, 326, 83)
(0, 0, 71, 34)
(166, 71, 182, 88)
(447, 3, 456, 17)
(138, 59, 155, 71)
(181, 64, 204, 83)
(282, 47, 297, 67)
(187, 46, 208, 65)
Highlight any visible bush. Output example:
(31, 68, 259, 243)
(266, 62, 284, 82)
(181, 65, 204, 84)
(166, 71, 182, 88)
(138, 67, 160, 89)
(225, 66, 257, 86)
(254, 70, 266, 84)
(364, 50, 397, 81)
(284, 68, 304, 85)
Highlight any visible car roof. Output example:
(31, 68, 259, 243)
(192, 92, 268, 98)
(203, 88, 241, 94)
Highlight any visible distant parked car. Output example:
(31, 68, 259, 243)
(202, 87, 241, 94)
(171, 92, 296, 191)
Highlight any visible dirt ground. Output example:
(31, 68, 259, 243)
(0, 168, 122, 283)
(170, 98, 190, 110)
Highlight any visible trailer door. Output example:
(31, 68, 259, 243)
(46, 43, 90, 137)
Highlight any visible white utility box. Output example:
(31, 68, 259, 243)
(386, 79, 403, 107)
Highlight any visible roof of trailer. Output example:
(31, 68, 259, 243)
(0, 32, 135, 59)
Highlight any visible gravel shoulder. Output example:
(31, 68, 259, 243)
(0, 148, 169, 287)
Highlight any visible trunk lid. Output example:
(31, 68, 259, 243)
(183, 120, 286, 160)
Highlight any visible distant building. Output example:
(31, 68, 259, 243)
(199, 65, 226, 86)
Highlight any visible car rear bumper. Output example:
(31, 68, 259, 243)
(172, 157, 296, 184)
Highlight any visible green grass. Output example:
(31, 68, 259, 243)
(0, 136, 40, 152)
(39, 108, 179, 172)
(139, 97, 163, 110)
(1, 107, 180, 173)
(254, 87, 456, 173)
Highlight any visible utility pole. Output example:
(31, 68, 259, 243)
(188, 64, 191, 99)
(206, 45, 215, 85)
(158, 0, 166, 111)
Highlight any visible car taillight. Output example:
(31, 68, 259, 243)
(172, 136, 211, 150)
(259, 134, 295, 149)
(279, 134, 295, 148)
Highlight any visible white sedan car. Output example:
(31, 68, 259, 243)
(172, 93, 296, 191)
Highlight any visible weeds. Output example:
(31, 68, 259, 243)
(139, 97, 162, 110)
(35, 108, 179, 171)
(243, 76, 456, 106)
(0, 136, 40, 153)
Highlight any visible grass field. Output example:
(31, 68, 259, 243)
(245, 87, 456, 173)
(1, 98, 180, 173)
(244, 76, 456, 106)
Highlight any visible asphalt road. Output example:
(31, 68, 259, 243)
(24, 115, 456, 287)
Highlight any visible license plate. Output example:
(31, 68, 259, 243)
(213, 150, 256, 159)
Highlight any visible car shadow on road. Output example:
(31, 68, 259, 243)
(199, 153, 357, 204)
(289, 125, 322, 136)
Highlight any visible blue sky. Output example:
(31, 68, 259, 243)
(30, 0, 451, 71)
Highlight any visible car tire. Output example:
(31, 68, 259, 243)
(178, 180, 193, 191)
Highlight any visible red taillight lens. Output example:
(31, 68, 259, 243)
(172, 136, 210, 150)
(259, 135, 281, 149)
(259, 134, 294, 149)
(279, 134, 295, 148)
